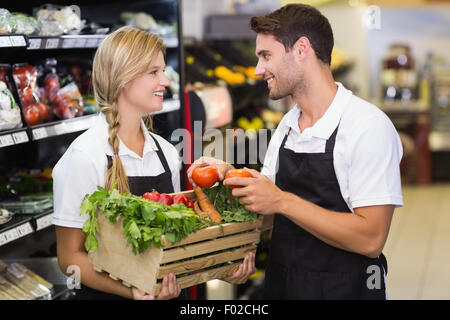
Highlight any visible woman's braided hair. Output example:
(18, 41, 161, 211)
(92, 26, 166, 193)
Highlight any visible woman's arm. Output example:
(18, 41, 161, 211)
(56, 226, 181, 299)
(56, 226, 134, 299)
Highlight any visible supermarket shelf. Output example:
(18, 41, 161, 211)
(0, 34, 27, 48)
(0, 210, 53, 248)
(30, 114, 98, 141)
(0, 98, 180, 145)
(1, 33, 178, 50)
(0, 216, 34, 247)
(0, 127, 29, 149)
(26, 34, 178, 50)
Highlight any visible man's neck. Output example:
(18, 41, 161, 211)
(292, 69, 338, 131)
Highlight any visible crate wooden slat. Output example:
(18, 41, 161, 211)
(156, 244, 257, 278)
(160, 230, 260, 264)
(88, 189, 263, 296)
(161, 219, 262, 248)
(154, 262, 242, 296)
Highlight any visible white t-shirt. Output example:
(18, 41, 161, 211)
(52, 113, 181, 229)
(261, 82, 403, 212)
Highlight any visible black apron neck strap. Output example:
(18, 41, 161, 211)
(149, 133, 171, 173)
(105, 133, 171, 173)
(280, 128, 291, 149)
(325, 123, 340, 153)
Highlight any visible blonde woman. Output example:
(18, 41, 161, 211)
(52, 26, 255, 300)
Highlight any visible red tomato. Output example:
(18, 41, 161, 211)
(225, 169, 252, 189)
(192, 166, 219, 188)
(12, 65, 30, 88)
(159, 193, 173, 205)
(23, 105, 40, 126)
(187, 200, 194, 209)
(173, 194, 189, 206)
(44, 74, 60, 103)
(142, 191, 160, 202)
(19, 86, 35, 107)
(34, 102, 49, 121)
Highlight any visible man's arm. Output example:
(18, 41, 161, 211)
(225, 170, 394, 259)
(279, 192, 394, 258)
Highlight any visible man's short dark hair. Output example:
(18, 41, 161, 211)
(250, 4, 334, 65)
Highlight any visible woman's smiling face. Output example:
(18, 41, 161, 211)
(120, 51, 170, 115)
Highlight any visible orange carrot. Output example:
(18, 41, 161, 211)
(194, 186, 222, 224)
(193, 200, 206, 218)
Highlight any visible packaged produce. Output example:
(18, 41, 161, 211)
(36, 5, 83, 36)
(9, 13, 40, 35)
(0, 8, 12, 33)
(0, 81, 22, 131)
(12, 63, 52, 125)
(53, 82, 84, 119)
(0, 64, 14, 92)
(82, 95, 98, 115)
(0, 197, 52, 214)
(121, 11, 157, 30)
(0, 261, 52, 300)
(0, 208, 14, 225)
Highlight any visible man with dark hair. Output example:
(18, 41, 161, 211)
(188, 4, 403, 300)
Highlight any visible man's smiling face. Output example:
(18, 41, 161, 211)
(254, 33, 304, 100)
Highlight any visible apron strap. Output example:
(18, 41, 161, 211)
(149, 133, 171, 173)
(106, 134, 171, 173)
(325, 124, 340, 153)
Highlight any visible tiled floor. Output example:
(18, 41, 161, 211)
(384, 183, 450, 300)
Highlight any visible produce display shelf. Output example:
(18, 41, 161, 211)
(0, 210, 54, 248)
(0, 128, 29, 149)
(30, 114, 98, 141)
(26, 34, 178, 50)
(1, 34, 178, 50)
(0, 98, 180, 146)
(0, 34, 27, 48)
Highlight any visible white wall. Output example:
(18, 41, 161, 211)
(320, 5, 371, 99)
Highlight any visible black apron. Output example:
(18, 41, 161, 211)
(73, 134, 186, 300)
(263, 124, 388, 300)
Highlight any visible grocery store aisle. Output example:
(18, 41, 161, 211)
(384, 184, 450, 300)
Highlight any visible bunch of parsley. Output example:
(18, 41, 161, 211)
(80, 186, 215, 255)
(202, 183, 259, 223)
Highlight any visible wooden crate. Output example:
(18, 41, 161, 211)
(88, 190, 263, 296)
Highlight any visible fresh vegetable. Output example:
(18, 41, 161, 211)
(19, 86, 35, 106)
(173, 194, 189, 206)
(225, 169, 252, 189)
(81, 186, 216, 255)
(193, 200, 206, 218)
(202, 183, 258, 223)
(23, 105, 40, 125)
(187, 200, 194, 209)
(34, 102, 49, 120)
(192, 166, 219, 188)
(142, 191, 160, 202)
(194, 186, 222, 224)
(159, 193, 173, 205)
